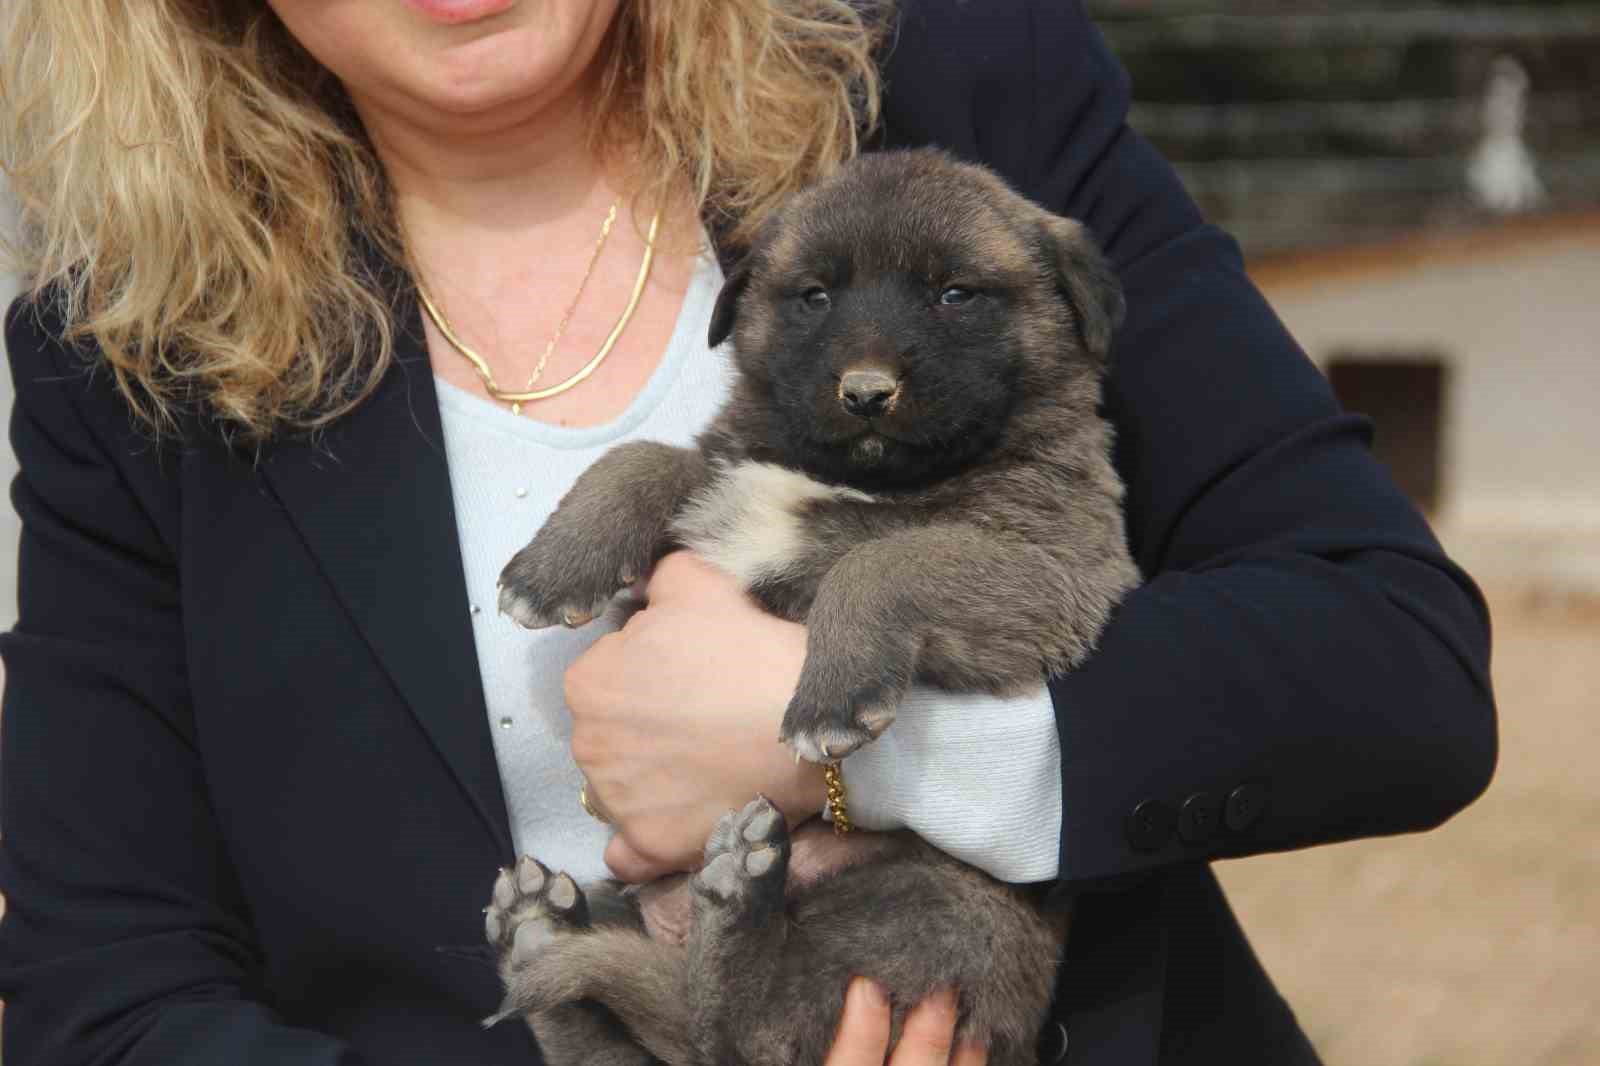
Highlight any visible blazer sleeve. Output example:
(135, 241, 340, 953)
(0, 298, 366, 1064)
(881, 0, 1497, 884)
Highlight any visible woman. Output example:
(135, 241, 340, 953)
(0, 1, 1496, 1064)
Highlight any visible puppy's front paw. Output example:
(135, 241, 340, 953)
(780, 686, 899, 763)
(485, 857, 590, 971)
(497, 519, 646, 631)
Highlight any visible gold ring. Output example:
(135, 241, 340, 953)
(578, 782, 611, 826)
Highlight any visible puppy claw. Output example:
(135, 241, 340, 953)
(783, 686, 899, 764)
(483, 1004, 520, 1029)
(786, 726, 875, 765)
(498, 526, 632, 631)
(496, 582, 609, 632)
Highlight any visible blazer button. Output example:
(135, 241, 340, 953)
(1037, 1020, 1069, 1065)
(1125, 799, 1175, 852)
(1225, 783, 1268, 832)
(1178, 792, 1221, 844)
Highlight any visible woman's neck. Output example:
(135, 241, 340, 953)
(361, 78, 608, 246)
(348, 78, 702, 432)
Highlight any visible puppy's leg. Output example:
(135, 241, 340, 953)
(499, 442, 709, 629)
(486, 858, 688, 1065)
(686, 796, 792, 1065)
(772, 845, 1068, 1066)
(781, 524, 1129, 761)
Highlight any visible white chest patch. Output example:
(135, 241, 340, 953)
(671, 461, 873, 587)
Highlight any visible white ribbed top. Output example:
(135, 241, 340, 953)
(435, 252, 1063, 885)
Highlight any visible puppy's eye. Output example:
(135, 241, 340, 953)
(801, 288, 832, 311)
(939, 287, 976, 306)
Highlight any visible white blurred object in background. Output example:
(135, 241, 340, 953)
(1469, 54, 1546, 214)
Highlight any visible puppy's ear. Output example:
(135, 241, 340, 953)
(708, 259, 752, 350)
(1040, 216, 1126, 367)
(709, 211, 789, 349)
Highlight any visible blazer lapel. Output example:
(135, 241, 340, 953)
(260, 287, 515, 863)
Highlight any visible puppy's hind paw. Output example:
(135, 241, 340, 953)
(694, 795, 790, 907)
(485, 857, 590, 970)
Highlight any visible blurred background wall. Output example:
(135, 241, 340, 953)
(1094, 0, 1600, 547)
(1086, 2, 1600, 1064)
(1, 3, 1597, 1064)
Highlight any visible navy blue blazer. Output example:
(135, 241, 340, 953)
(0, 2, 1496, 1064)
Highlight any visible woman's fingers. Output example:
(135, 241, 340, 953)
(560, 550, 820, 877)
(824, 980, 989, 1066)
(891, 986, 959, 1065)
(948, 1035, 989, 1066)
(601, 834, 673, 884)
(824, 979, 893, 1066)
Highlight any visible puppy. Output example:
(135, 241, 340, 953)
(489, 148, 1140, 1066)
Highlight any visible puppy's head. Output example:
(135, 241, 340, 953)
(709, 149, 1124, 490)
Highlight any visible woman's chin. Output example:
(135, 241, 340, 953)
(272, 0, 619, 130)
(384, 25, 597, 125)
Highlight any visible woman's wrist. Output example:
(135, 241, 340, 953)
(569, 553, 838, 877)
(760, 614, 830, 825)
(784, 758, 830, 827)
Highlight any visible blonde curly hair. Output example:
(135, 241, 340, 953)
(0, 0, 890, 441)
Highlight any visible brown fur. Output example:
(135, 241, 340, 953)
(493, 149, 1139, 1065)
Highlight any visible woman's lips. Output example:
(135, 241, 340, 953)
(403, 0, 516, 26)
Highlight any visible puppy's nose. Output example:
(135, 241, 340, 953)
(839, 369, 899, 418)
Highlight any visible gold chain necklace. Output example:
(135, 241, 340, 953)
(416, 205, 660, 414)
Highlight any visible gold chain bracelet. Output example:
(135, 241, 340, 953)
(822, 762, 853, 834)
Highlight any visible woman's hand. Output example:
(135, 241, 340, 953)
(564, 551, 827, 882)
(826, 981, 987, 1066)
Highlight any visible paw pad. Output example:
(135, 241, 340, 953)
(485, 856, 589, 966)
(694, 796, 789, 904)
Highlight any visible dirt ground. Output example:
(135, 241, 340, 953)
(1218, 581, 1600, 1066)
